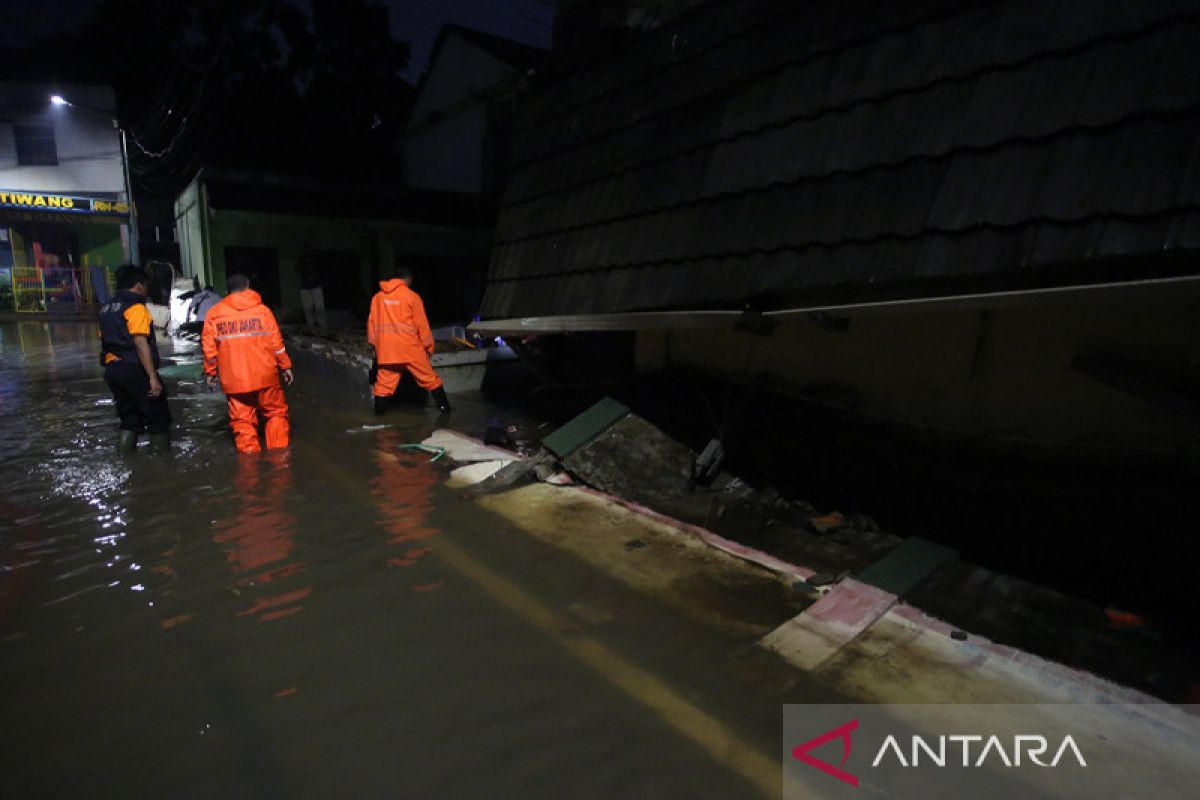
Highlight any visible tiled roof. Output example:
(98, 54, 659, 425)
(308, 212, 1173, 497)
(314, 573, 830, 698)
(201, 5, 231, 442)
(481, 0, 1200, 318)
(438, 25, 549, 72)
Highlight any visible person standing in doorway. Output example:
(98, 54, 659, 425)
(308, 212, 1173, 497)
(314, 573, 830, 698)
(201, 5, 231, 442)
(98, 264, 171, 454)
(297, 242, 326, 329)
(367, 267, 450, 415)
(202, 273, 295, 453)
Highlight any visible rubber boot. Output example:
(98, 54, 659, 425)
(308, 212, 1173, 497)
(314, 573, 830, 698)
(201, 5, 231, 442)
(431, 386, 451, 413)
(116, 430, 138, 455)
(373, 395, 388, 416)
(148, 432, 170, 455)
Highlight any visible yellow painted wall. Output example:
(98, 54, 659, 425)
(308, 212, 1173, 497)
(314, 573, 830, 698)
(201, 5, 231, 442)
(651, 292, 1200, 451)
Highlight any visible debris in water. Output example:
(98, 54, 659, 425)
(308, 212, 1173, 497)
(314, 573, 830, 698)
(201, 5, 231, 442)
(807, 511, 847, 535)
(347, 424, 393, 433)
(161, 614, 194, 629)
(1104, 606, 1147, 631)
(791, 579, 823, 600)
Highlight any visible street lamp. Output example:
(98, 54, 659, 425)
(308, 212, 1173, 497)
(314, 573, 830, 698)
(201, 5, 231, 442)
(48, 94, 140, 264)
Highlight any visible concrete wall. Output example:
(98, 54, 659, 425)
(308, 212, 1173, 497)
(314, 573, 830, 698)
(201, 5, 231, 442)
(405, 34, 522, 193)
(0, 83, 125, 196)
(643, 290, 1200, 452)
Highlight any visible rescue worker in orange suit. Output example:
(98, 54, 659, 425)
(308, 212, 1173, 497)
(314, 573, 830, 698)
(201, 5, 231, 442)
(201, 273, 295, 453)
(367, 267, 450, 415)
(98, 264, 171, 454)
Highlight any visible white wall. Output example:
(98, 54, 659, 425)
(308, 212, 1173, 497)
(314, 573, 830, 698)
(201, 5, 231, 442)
(405, 34, 523, 193)
(174, 177, 207, 285)
(0, 83, 125, 196)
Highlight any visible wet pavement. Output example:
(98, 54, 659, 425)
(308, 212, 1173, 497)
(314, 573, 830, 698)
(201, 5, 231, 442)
(0, 320, 831, 799)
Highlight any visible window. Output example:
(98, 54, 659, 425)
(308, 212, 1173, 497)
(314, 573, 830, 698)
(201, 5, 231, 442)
(14, 125, 58, 166)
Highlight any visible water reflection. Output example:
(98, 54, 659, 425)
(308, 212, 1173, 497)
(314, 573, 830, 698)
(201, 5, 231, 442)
(212, 451, 311, 622)
(0, 496, 39, 625)
(371, 429, 441, 575)
(1, 321, 794, 799)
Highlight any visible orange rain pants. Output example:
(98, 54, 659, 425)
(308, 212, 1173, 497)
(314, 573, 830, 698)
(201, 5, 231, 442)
(373, 358, 442, 397)
(226, 383, 290, 453)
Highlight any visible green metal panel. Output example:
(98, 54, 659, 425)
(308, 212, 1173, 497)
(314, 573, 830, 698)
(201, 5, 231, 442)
(542, 397, 630, 458)
(857, 536, 957, 597)
(78, 223, 122, 267)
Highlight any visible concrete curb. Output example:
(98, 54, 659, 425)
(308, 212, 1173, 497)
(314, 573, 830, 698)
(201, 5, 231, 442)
(428, 428, 1168, 705)
(761, 579, 896, 671)
(574, 487, 817, 583)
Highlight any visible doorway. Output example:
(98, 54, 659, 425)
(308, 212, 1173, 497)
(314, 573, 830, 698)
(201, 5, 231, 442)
(224, 246, 281, 309)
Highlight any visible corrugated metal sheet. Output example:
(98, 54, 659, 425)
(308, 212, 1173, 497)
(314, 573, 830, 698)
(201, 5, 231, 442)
(482, 0, 1200, 318)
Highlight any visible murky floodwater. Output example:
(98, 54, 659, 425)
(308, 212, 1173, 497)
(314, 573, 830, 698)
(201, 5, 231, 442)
(0, 321, 823, 799)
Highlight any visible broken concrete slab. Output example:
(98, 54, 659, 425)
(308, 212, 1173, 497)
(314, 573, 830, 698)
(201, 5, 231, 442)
(856, 535, 957, 597)
(561, 414, 696, 509)
(421, 429, 518, 463)
(542, 397, 630, 458)
(462, 450, 556, 497)
(448, 460, 510, 487)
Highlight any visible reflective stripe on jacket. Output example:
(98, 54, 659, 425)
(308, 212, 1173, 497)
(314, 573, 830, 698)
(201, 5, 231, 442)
(367, 279, 435, 364)
(201, 289, 292, 394)
(98, 290, 160, 367)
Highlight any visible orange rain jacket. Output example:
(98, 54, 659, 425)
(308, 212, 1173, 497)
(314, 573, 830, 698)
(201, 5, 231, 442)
(201, 289, 292, 394)
(367, 279, 435, 364)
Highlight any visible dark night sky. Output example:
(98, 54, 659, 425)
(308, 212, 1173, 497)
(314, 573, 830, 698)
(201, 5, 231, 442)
(0, 0, 556, 82)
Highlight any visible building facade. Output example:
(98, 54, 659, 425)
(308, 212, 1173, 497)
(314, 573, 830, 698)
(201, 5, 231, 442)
(404, 26, 547, 196)
(475, 0, 1200, 457)
(0, 82, 132, 313)
(174, 169, 494, 325)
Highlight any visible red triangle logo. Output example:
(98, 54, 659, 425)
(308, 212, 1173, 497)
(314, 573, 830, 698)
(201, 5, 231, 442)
(791, 718, 860, 787)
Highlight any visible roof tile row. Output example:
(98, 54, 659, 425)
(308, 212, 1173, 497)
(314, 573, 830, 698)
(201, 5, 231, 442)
(482, 0, 1200, 318)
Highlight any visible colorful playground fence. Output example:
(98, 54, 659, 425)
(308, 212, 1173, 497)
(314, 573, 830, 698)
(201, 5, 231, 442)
(11, 266, 113, 313)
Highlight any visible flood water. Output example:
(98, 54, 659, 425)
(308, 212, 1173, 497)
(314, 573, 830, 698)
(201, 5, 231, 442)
(0, 321, 824, 799)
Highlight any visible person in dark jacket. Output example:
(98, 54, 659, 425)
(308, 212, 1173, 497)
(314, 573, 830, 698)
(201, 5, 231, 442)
(297, 242, 326, 329)
(98, 264, 171, 454)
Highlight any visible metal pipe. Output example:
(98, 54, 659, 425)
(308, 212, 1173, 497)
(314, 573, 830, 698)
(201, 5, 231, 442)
(469, 273, 1200, 335)
(119, 127, 139, 264)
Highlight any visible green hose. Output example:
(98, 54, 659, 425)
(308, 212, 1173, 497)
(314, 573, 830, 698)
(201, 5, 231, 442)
(398, 444, 445, 462)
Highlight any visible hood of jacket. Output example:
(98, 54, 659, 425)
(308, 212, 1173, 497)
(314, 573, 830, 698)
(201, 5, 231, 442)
(224, 289, 263, 311)
(378, 279, 410, 295)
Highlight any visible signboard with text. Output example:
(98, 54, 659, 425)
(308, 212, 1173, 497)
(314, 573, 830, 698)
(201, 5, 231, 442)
(0, 190, 129, 217)
(783, 704, 1200, 799)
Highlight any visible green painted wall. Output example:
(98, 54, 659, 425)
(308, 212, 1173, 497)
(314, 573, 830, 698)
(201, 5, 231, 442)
(77, 223, 123, 268)
(174, 173, 493, 323)
(200, 205, 492, 321)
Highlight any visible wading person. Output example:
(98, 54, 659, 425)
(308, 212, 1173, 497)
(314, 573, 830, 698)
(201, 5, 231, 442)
(98, 264, 171, 454)
(367, 267, 450, 415)
(202, 273, 294, 453)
